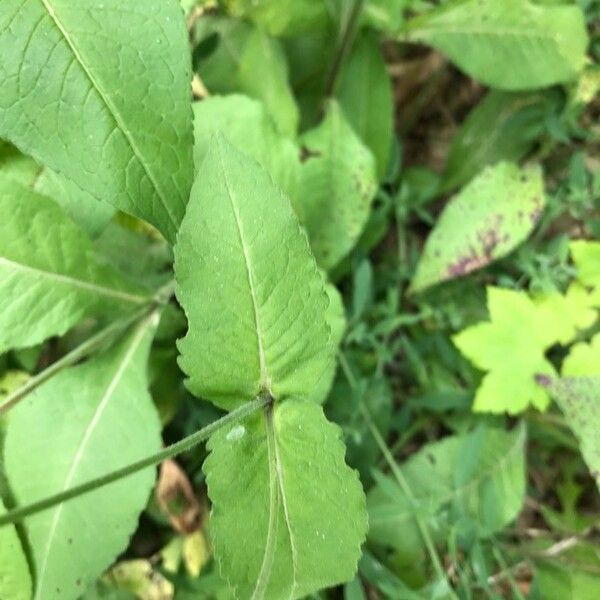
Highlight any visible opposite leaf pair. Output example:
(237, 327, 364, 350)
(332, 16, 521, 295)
(175, 136, 368, 598)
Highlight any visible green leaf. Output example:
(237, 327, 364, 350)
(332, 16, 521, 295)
(175, 135, 334, 410)
(368, 425, 526, 557)
(0, 179, 150, 353)
(204, 399, 367, 599)
(193, 95, 299, 198)
(195, 18, 299, 136)
(0, 496, 32, 600)
(4, 313, 163, 600)
(403, 0, 588, 90)
(1, 142, 114, 237)
(453, 287, 555, 413)
(225, 0, 329, 37)
(441, 90, 562, 192)
(539, 376, 600, 490)
(337, 31, 394, 180)
(571, 240, 600, 305)
(563, 333, 600, 377)
(296, 102, 377, 270)
(0, 0, 193, 243)
(534, 561, 600, 600)
(411, 163, 545, 293)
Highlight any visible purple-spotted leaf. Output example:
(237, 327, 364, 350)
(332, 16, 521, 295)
(410, 162, 545, 294)
(538, 376, 600, 490)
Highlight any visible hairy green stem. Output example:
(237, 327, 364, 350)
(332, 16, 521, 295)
(0, 396, 268, 528)
(338, 352, 458, 600)
(0, 280, 175, 415)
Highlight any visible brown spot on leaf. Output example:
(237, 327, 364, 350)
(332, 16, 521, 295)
(299, 146, 321, 163)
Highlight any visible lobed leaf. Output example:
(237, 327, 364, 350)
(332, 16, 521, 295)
(403, 0, 588, 90)
(411, 163, 545, 293)
(4, 313, 163, 600)
(0, 179, 150, 353)
(296, 102, 377, 270)
(0, 0, 193, 243)
(175, 135, 334, 410)
(453, 287, 555, 413)
(204, 400, 367, 599)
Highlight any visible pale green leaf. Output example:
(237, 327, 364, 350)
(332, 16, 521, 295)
(563, 333, 600, 377)
(571, 240, 600, 305)
(368, 426, 526, 556)
(193, 95, 299, 198)
(362, 0, 406, 34)
(403, 0, 588, 90)
(225, 0, 329, 36)
(0, 142, 114, 237)
(441, 90, 562, 192)
(453, 287, 555, 413)
(296, 102, 377, 270)
(204, 399, 367, 599)
(0, 496, 32, 600)
(411, 163, 545, 293)
(238, 28, 300, 136)
(337, 31, 394, 180)
(4, 313, 163, 600)
(0, 0, 193, 243)
(0, 179, 150, 353)
(175, 135, 334, 410)
(195, 18, 299, 136)
(534, 285, 598, 346)
(539, 376, 600, 490)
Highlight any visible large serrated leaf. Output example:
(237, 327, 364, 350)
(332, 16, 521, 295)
(410, 162, 545, 293)
(0, 179, 150, 353)
(0, 0, 193, 243)
(0, 497, 32, 600)
(4, 313, 163, 600)
(175, 135, 334, 410)
(404, 0, 588, 90)
(204, 400, 367, 600)
(368, 426, 526, 557)
(540, 376, 600, 491)
(337, 31, 394, 180)
(296, 102, 377, 270)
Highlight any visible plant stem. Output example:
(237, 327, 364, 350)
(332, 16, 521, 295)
(0, 280, 175, 416)
(0, 396, 268, 528)
(323, 0, 365, 99)
(339, 351, 458, 600)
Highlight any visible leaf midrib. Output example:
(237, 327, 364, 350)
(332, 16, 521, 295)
(34, 314, 155, 599)
(252, 409, 298, 600)
(38, 0, 179, 231)
(215, 139, 270, 391)
(0, 256, 148, 305)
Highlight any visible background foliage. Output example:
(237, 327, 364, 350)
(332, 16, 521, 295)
(0, 0, 598, 599)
